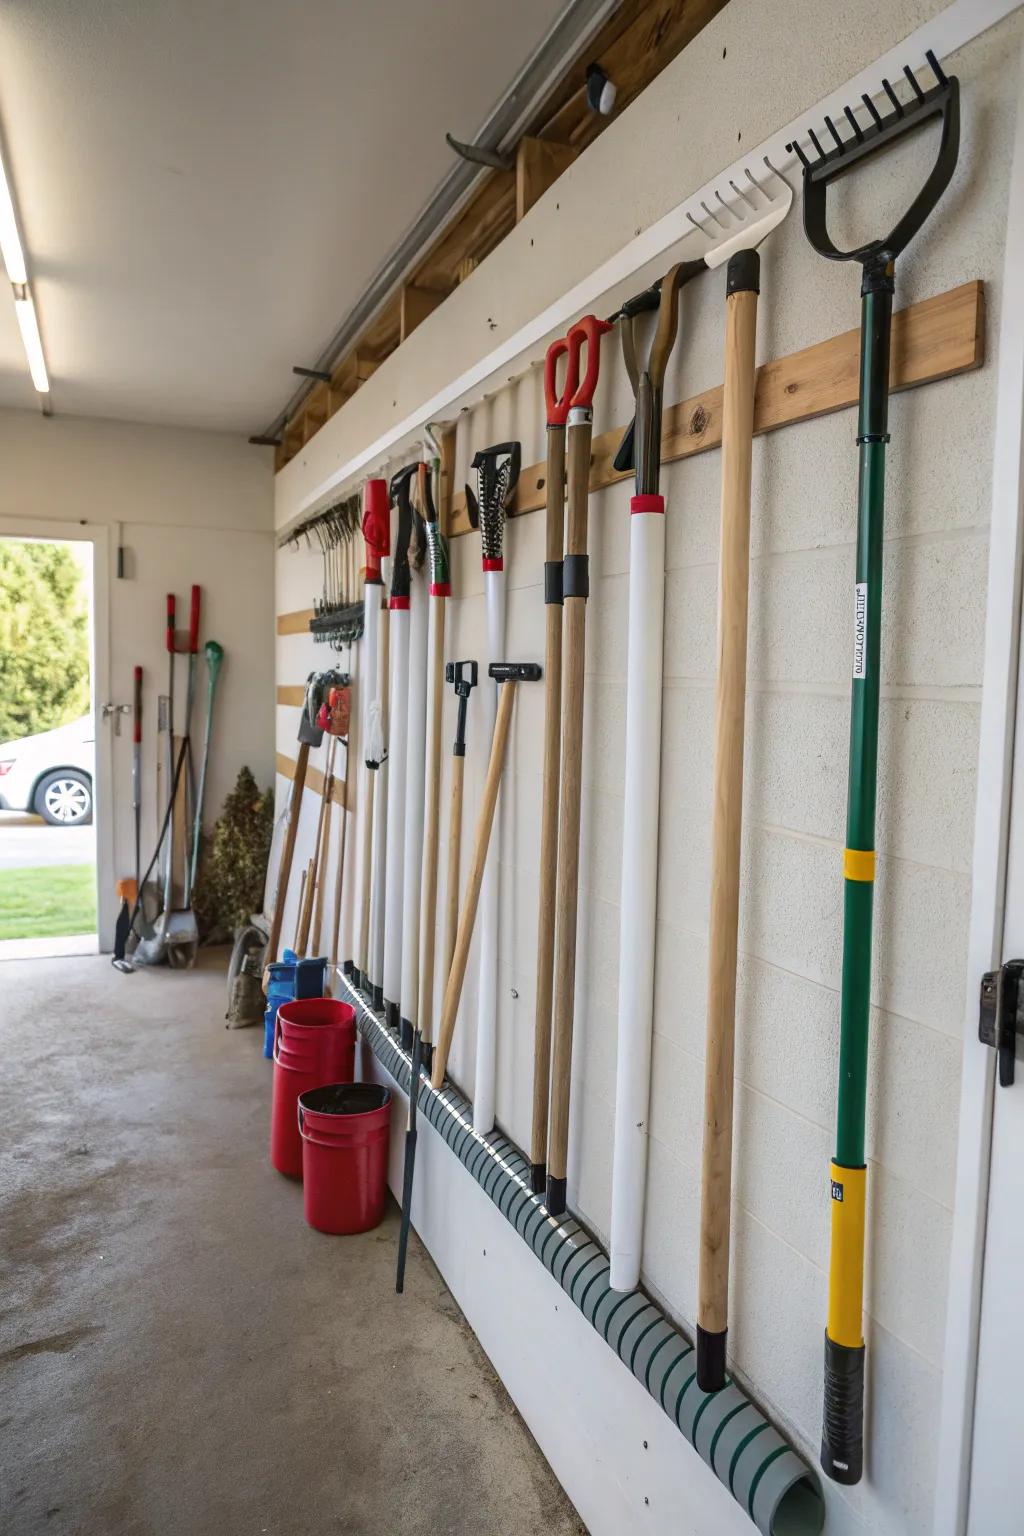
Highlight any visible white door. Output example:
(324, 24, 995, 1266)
(967, 628, 1024, 1531)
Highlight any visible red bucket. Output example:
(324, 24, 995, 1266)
(298, 1083, 391, 1235)
(270, 998, 355, 1178)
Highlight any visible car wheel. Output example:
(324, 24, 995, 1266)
(35, 771, 93, 826)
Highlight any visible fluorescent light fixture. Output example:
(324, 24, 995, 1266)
(14, 292, 49, 392)
(0, 151, 27, 284)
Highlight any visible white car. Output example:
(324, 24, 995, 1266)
(0, 715, 95, 826)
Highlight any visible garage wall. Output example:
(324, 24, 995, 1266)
(273, 5, 1023, 1534)
(0, 408, 275, 946)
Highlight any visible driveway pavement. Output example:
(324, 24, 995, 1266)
(0, 811, 96, 870)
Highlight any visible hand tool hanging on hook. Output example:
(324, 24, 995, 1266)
(399, 464, 431, 1052)
(465, 440, 520, 1136)
(364, 480, 392, 1008)
(443, 660, 477, 991)
(787, 50, 960, 1485)
(530, 328, 580, 1195)
(546, 313, 611, 1219)
(360, 482, 393, 995)
(383, 463, 421, 1034)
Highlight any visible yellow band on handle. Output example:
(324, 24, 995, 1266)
(827, 1162, 866, 1348)
(844, 847, 875, 882)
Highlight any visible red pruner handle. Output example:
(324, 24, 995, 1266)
(189, 585, 201, 653)
(133, 666, 143, 743)
(567, 314, 613, 410)
(544, 335, 577, 427)
(166, 594, 176, 652)
(362, 478, 390, 584)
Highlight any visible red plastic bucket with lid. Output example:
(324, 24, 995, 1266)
(270, 998, 356, 1178)
(298, 1083, 392, 1235)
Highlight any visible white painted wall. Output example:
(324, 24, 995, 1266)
(0, 409, 275, 947)
(273, 4, 1024, 1532)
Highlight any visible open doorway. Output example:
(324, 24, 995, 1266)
(0, 534, 99, 958)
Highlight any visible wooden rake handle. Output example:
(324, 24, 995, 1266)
(697, 252, 760, 1391)
(418, 594, 447, 1045)
(431, 679, 518, 1090)
(264, 739, 310, 983)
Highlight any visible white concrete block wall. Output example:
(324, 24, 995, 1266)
(272, 10, 1024, 1533)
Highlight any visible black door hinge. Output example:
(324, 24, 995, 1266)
(979, 959, 1024, 1087)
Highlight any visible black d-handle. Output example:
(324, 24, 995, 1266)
(979, 958, 1024, 1088)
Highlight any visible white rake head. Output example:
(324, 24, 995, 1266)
(686, 157, 793, 270)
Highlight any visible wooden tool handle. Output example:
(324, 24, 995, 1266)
(698, 275, 759, 1350)
(545, 427, 566, 562)
(531, 597, 563, 1173)
(293, 863, 310, 953)
(418, 597, 446, 1044)
(311, 736, 337, 954)
(565, 421, 592, 557)
(264, 740, 309, 982)
(546, 596, 587, 1186)
(358, 771, 375, 976)
(444, 754, 465, 984)
(431, 681, 517, 1089)
(296, 855, 316, 955)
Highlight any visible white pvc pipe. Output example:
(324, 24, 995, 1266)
(400, 567, 429, 1032)
(383, 602, 410, 1015)
(369, 580, 389, 994)
(474, 566, 506, 1133)
(609, 498, 666, 1293)
(356, 582, 380, 975)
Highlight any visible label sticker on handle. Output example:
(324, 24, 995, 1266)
(852, 583, 868, 679)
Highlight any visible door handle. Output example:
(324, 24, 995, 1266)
(979, 959, 1024, 1087)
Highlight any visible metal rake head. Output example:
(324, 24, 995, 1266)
(685, 158, 793, 270)
(786, 50, 960, 270)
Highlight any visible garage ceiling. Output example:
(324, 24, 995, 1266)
(0, 0, 567, 431)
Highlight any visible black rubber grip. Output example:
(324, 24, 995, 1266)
(530, 1162, 546, 1196)
(562, 554, 589, 600)
(420, 1041, 434, 1076)
(399, 1016, 413, 1052)
(546, 1175, 567, 1216)
(343, 960, 355, 979)
(371, 984, 383, 1011)
(385, 999, 399, 1036)
(820, 1331, 864, 1485)
(696, 1325, 727, 1393)
(544, 560, 563, 606)
(726, 247, 760, 296)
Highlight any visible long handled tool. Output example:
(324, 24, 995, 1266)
(383, 464, 420, 1034)
(297, 732, 335, 954)
(182, 584, 201, 867)
(395, 462, 449, 1294)
(443, 660, 477, 984)
(324, 682, 352, 989)
(608, 263, 706, 1289)
(311, 732, 336, 957)
(466, 442, 520, 1133)
(357, 479, 389, 992)
(399, 465, 431, 1050)
(545, 315, 611, 1218)
(529, 332, 578, 1194)
(263, 677, 325, 984)
(159, 594, 176, 909)
(414, 459, 450, 1074)
(431, 662, 541, 1092)
(188, 641, 224, 898)
(368, 532, 392, 1012)
(132, 664, 143, 891)
(788, 53, 959, 1484)
(695, 164, 794, 1394)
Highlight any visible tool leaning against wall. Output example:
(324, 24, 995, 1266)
(465, 440, 520, 1135)
(786, 50, 961, 1486)
(357, 478, 389, 994)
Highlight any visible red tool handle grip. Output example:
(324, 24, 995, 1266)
(188, 585, 201, 653)
(544, 335, 578, 427)
(567, 314, 612, 409)
(166, 594, 176, 652)
(133, 665, 142, 743)
(362, 478, 390, 583)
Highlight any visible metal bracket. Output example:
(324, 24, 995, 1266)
(979, 958, 1024, 1087)
(445, 132, 514, 172)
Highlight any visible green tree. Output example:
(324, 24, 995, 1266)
(0, 541, 90, 742)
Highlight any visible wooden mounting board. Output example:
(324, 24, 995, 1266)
(275, 750, 350, 810)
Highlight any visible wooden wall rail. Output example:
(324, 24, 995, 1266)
(275, 750, 350, 810)
(274, 0, 727, 472)
(274, 279, 983, 635)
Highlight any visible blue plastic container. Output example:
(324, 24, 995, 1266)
(262, 950, 328, 1059)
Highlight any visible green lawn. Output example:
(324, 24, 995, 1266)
(0, 864, 97, 939)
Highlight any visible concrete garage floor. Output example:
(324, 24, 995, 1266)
(0, 951, 585, 1536)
